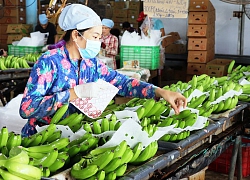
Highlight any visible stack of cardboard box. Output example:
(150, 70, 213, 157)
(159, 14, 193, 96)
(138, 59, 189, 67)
(111, 0, 141, 35)
(186, 0, 216, 81)
(0, 0, 27, 49)
(6, 24, 33, 45)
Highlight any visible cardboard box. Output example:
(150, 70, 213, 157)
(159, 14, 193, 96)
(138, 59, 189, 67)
(165, 44, 187, 54)
(189, 0, 215, 12)
(4, 7, 26, 17)
(125, 1, 140, 11)
(187, 24, 215, 38)
(164, 32, 181, 47)
(0, 24, 8, 35)
(206, 58, 233, 77)
(4, 0, 25, 6)
(56, 25, 65, 35)
(113, 9, 128, 18)
(7, 34, 26, 44)
(114, 1, 125, 9)
(0, 16, 26, 24)
(187, 62, 206, 75)
(188, 36, 215, 51)
(188, 11, 215, 25)
(180, 167, 208, 180)
(188, 48, 215, 63)
(127, 9, 139, 19)
(6, 24, 32, 34)
(112, 17, 128, 23)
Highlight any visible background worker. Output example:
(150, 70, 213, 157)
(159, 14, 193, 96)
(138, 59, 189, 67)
(35, 14, 58, 45)
(0, 49, 7, 57)
(19, 4, 187, 137)
(122, 21, 137, 33)
(100, 18, 119, 69)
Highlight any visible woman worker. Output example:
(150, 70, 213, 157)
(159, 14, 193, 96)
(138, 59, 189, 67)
(19, 4, 187, 137)
(100, 19, 119, 69)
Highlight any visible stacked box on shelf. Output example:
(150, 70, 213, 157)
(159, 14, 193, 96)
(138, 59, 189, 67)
(112, 1, 141, 34)
(187, 0, 216, 80)
(6, 24, 33, 45)
(0, 0, 26, 49)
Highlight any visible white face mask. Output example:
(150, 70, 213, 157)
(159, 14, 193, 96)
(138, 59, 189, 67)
(75, 31, 101, 59)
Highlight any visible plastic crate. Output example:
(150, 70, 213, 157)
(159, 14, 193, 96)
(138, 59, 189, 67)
(8, 45, 43, 57)
(208, 138, 250, 178)
(120, 45, 160, 70)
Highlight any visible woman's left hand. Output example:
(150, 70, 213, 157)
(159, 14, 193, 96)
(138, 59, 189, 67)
(155, 88, 187, 115)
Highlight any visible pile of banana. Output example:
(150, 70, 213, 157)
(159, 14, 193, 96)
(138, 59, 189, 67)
(70, 140, 158, 180)
(0, 148, 42, 180)
(0, 55, 30, 70)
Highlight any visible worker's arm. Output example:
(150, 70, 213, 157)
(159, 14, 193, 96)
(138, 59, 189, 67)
(54, 34, 59, 43)
(160, 28, 166, 48)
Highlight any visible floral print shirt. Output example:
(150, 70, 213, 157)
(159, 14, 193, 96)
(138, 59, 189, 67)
(20, 44, 157, 136)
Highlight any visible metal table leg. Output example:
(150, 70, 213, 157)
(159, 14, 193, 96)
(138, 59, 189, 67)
(228, 136, 241, 180)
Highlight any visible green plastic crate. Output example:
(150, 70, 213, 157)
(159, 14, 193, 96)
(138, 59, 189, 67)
(8, 45, 43, 57)
(120, 45, 160, 70)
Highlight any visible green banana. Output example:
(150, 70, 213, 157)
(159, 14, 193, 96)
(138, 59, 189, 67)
(169, 134, 178, 141)
(171, 119, 179, 128)
(103, 157, 122, 173)
(223, 97, 233, 111)
(105, 172, 116, 180)
(119, 146, 134, 165)
(113, 140, 128, 159)
(227, 60, 235, 74)
(42, 167, 50, 177)
(33, 148, 58, 167)
(41, 123, 57, 144)
(68, 144, 81, 157)
(92, 121, 102, 134)
(184, 113, 197, 127)
(79, 136, 99, 153)
(213, 101, 225, 113)
(129, 142, 143, 163)
(71, 162, 99, 180)
(101, 118, 110, 132)
(209, 88, 216, 102)
(190, 75, 198, 89)
(200, 105, 214, 117)
(131, 143, 152, 164)
(8, 148, 30, 164)
(136, 106, 146, 120)
(172, 109, 192, 119)
(158, 117, 173, 127)
(176, 132, 184, 141)
(178, 120, 186, 129)
(0, 126, 9, 150)
(27, 151, 47, 159)
(0, 160, 41, 180)
(1, 146, 9, 157)
(44, 130, 62, 143)
(6, 133, 18, 150)
(114, 121, 122, 130)
(57, 112, 78, 125)
(125, 97, 140, 107)
(67, 113, 84, 129)
(215, 87, 223, 100)
(145, 101, 162, 117)
(49, 158, 66, 173)
(83, 122, 93, 133)
(23, 137, 69, 153)
(160, 134, 171, 141)
(50, 103, 69, 124)
(89, 149, 114, 170)
(68, 132, 92, 147)
(188, 94, 207, 109)
(0, 168, 26, 180)
(115, 163, 127, 177)
(29, 134, 43, 147)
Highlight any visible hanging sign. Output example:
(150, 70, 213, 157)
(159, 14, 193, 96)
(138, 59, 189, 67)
(143, 0, 189, 18)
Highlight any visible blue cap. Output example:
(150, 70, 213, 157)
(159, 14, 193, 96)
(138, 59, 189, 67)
(102, 19, 114, 28)
(58, 4, 102, 31)
(39, 14, 48, 25)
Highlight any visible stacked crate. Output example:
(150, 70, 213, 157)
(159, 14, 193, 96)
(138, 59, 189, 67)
(111, 1, 141, 35)
(186, 0, 216, 81)
(0, 0, 27, 49)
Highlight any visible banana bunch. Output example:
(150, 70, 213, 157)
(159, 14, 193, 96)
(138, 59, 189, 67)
(212, 95, 239, 113)
(136, 99, 168, 120)
(0, 57, 7, 70)
(83, 114, 122, 135)
(0, 147, 42, 179)
(0, 127, 22, 157)
(160, 131, 191, 142)
(1, 56, 31, 69)
(23, 53, 41, 63)
(158, 109, 198, 129)
(21, 124, 59, 147)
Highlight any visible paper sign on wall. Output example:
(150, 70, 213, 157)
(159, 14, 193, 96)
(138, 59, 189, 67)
(143, 0, 189, 18)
